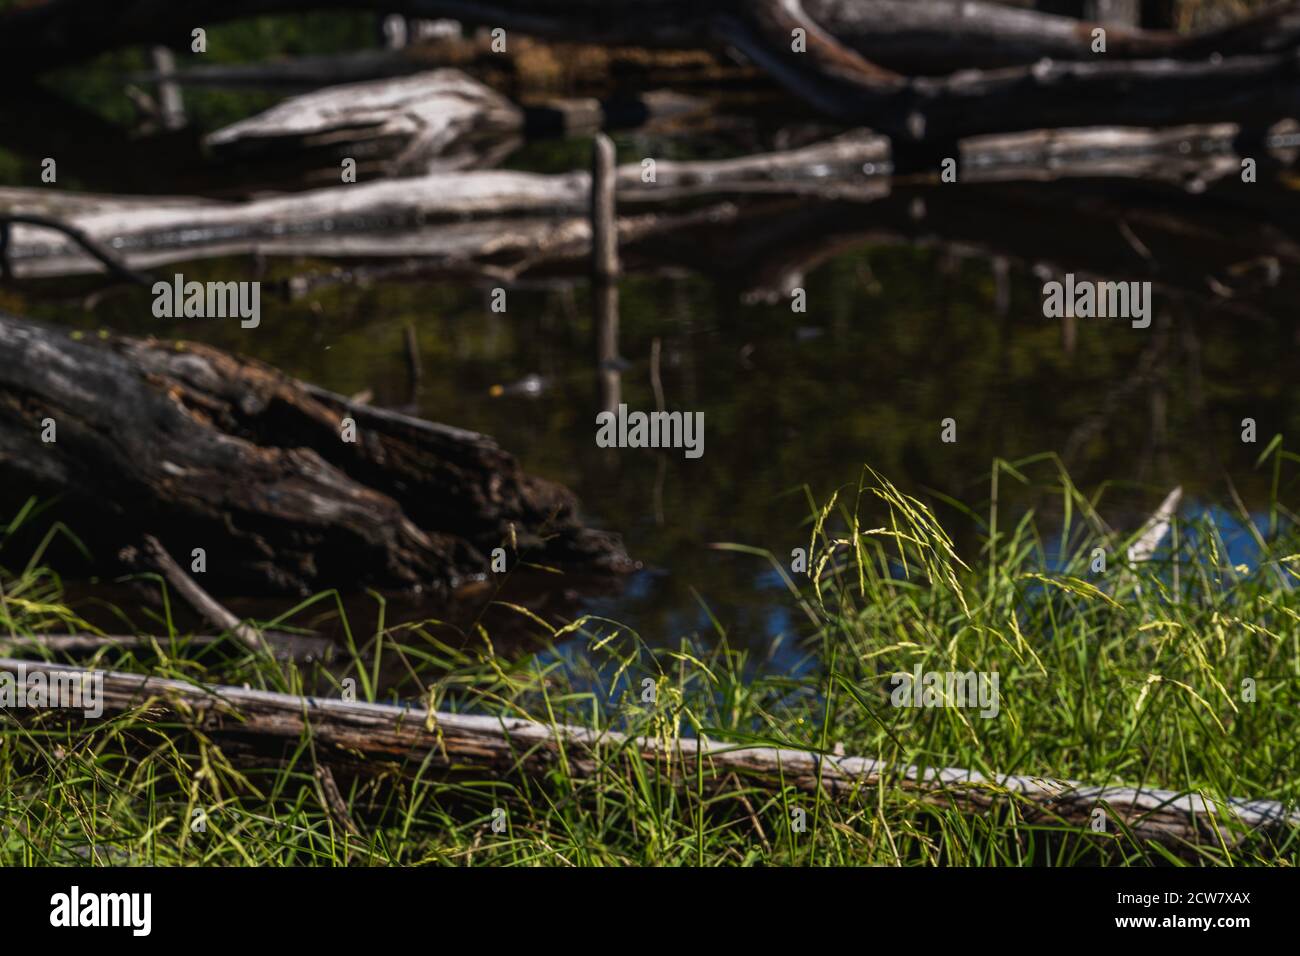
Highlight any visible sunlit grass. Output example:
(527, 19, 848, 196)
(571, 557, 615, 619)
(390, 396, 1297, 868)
(1, 447, 1298, 866)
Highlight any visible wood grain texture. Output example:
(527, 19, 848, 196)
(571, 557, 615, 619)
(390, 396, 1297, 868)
(4, 656, 1294, 845)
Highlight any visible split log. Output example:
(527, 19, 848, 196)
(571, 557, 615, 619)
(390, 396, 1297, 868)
(0, 311, 631, 596)
(5, 656, 1295, 847)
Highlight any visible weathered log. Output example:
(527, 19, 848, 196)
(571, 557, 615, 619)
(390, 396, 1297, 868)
(715, 9, 1300, 140)
(203, 69, 708, 178)
(5, 656, 1295, 846)
(2, 123, 1288, 289)
(5, 0, 1300, 139)
(0, 311, 631, 596)
(0, 133, 889, 278)
(205, 69, 524, 175)
(5, 0, 1299, 77)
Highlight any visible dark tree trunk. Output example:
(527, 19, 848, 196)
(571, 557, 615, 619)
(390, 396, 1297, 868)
(0, 312, 631, 596)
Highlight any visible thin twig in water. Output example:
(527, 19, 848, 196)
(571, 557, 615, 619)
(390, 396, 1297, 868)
(141, 534, 269, 654)
(0, 214, 154, 286)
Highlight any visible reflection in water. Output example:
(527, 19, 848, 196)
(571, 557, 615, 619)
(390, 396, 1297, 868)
(6, 183, 1298, 660)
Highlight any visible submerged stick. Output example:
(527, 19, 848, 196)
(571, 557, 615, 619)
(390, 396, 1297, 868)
(142, 534, 269, 654)
(135, 536, 335, 661)
(4, 657, 1293, 847)
(1127, 486, 1183, 565)
(592, 133, 622, 416)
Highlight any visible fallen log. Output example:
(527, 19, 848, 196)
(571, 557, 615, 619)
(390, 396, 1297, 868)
(5, 0, 1299, 78)
(0, 311, 631, 596)
(6, 0, 1300, 140)
(203, 69, 708, 179)
(5, 121, 1294, 300)
(0, 132, 889, 279)
(717, 9, 1300, 140)
(204, 68, 525, 176)
(6, 121, 1284, 282)
(4, 656, 1295, 847)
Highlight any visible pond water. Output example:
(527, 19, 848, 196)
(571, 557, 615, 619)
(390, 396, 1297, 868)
(7, 154, 1296, 659)
(3, 43, 1298, 666)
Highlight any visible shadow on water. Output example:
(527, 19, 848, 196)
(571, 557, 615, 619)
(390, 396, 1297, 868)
(2, 103, 1298, 668)
(9, 227, 1294, 661)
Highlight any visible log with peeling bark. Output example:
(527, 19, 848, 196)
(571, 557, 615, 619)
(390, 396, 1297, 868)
(0, 311, 631, 596)
(5, 656, 1296, 847)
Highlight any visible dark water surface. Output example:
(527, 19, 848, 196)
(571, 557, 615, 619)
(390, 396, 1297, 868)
(7, 194, 1296, 656)
(4, 76, 1299, 659)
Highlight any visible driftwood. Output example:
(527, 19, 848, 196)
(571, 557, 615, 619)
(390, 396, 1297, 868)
(720, 10, 1300, 140)
(205, 69, 525, 176)
(203, 69, 707, 179)
(4, 0, 1300, 141)
(0, 132, 889, 279)
(6, 120, 1282, 281)
(3, 123, 1294, 301)
(0, 311, 630, 596)
(4, 656, 1295, 847)
(4, 0, 1298, 76)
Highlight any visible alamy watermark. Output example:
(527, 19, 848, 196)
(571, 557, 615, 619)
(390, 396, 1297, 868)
(1042, 273, 1151, 329)
(0, 663, 103, 718)
(595, 404, 704, 459)
(49, 886, 151, 936)
(152, 273, 261, 328)
(890, 665, 999, 718)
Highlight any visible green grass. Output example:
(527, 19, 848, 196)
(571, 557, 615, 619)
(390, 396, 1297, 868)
(1, 449, 1299, 866)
